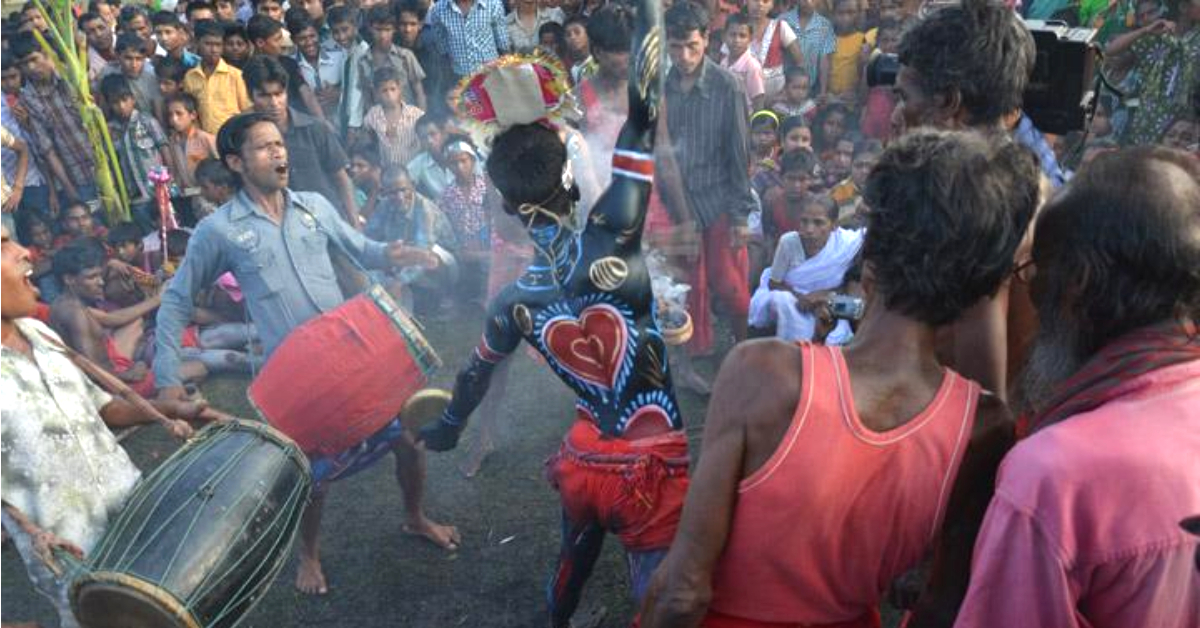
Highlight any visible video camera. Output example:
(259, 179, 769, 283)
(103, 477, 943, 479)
(867, 20, 1097, 134)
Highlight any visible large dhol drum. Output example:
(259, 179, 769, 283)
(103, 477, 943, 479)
(248, 284, 442, 457)
(71, 420, 311, 628)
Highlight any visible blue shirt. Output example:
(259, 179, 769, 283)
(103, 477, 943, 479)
(154, 189, 389, 387)
(1013, 114, 1068, 188)
(429, 0, 510, 77)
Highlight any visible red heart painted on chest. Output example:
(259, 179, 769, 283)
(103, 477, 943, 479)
(541, 304, 629, 390)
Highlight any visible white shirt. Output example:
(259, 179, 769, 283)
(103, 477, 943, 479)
(1, 318, 141, 553)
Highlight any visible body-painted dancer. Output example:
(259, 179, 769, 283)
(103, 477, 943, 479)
(420, 1, 683, 625)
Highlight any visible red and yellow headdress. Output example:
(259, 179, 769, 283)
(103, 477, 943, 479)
(452, 51, 578, 145)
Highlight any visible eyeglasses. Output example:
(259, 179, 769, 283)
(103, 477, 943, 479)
(1012, 258, 1036, 283)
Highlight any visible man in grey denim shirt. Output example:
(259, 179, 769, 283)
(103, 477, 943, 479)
(154, 112, 459, 596)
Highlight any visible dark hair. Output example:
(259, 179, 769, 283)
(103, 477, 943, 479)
(862, 129, 1039, 326)
(99, 73, 135, 102)
(1032, 147, 1200, 353)
(195, 156, 238, 188)
(107, 222, 143, 247)
(166, 228, 191, 258)
(246, 14, 283, 43)
(252, 0, 282, 8)
(77, 11, 105, 29)
(587, 4, 632, 53)
(372, 66, 403, 91)
(193, 18, 225, 40)
(156, 55, 187, 83)
(114, 32, 147, 53)
(1, 56, 18, 73)
(348, 135, 382, 166)
(186, 1, 215, 19)
(812, 103, 851, 151)
(86, 0, 113, 13)
(897, 0, 1035, 127)
(53, 239, 107, 279)
(783, 65, 809, 85)
(16, 212, 51, 244)
(724, 11, 752, 32)
(327, 5, 357, 26)
(118, 4, 149, 28)
(564, 14, 589, 31)
(805, 194, 839, 221)
(165, 91, 200, 113)
(415, 111, 446, 131)
(242, 54, 290, 94)
(780, 114, 809, 139)
(780, 148, 819, 176)
(151, 9, 182, 28)
(221, 21, 246, 40)
(394, 0, 426, 21)
(366, 4, 394, 26)
(216, 111, 277, 164)
(854, 138, 884, 158)
(665, 1, 708, 40)
(9, 31, 42, 60)
(285, 7, 314, 34)
(538, 21, 565, 42)
(486, 123, 569, 217)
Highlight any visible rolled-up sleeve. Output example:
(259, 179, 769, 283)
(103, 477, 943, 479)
(154, 220, 227, 388)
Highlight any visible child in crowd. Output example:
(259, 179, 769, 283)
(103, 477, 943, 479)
(859, 18, 899, 140)
(745, 0, 804, 98)
(828, 0, 873, 99)
(830, 139, 882, 226)
(221, 21, 253, 68)
(396, 0, 451, 110)
(365, 67, 426, 169)
(780, 114, 814, 154)
(762, 149, 823, 245)
(195, 157, 238, 207)
(750, 110, 783, 196)
(247, 14, 323, 118)
(118, 5, 159, 57)
(348, 138, 386, 219)
(186, 20, 251, 134)
(564, 15, 594, 83)
(772, 66, 818, 119)
(165, 93, 219, 192)
(186, 2, 218, 25)
(722, 12, 766, 112)
(156, 55, 187, 102)
(287, 10, 345, 123)
(152, 10, 200, 69)
(105, 222, 157, 307)
(215, 0, 238, 22)
(822, 136, 856, 189)
(359, 5, 427, 113)
(437, 136, 491, 306)
(106, 33, 164, 122)
(101, 75, 176, 233)
(19, 213, 61, 301)
(813, 103, 851, 159)
(538, 21, 568, 61)
(327, 5, 362, 56)
(55, 201, 109, 248)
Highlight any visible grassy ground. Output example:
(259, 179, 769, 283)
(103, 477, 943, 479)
(2, 312, 724, 628)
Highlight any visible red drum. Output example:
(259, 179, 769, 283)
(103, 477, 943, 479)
(248, 285, 442, 457)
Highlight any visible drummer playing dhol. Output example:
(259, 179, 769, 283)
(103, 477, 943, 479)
(152, 112, 459, 596)
(419, 0, 689, 624)
(1, 225, 212, 628)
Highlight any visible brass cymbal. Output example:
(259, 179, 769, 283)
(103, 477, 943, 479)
(398, 388, 453, 430)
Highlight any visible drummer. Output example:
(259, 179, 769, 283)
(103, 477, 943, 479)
(1, 226, 208, 628)
(152, 112, 460, 596)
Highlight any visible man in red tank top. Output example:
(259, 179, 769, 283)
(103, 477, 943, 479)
(639, 129, 1041, 628)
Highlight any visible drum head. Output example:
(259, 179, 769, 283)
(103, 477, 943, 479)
(399, 388, 453, 430)
(73, 574, 199, 628)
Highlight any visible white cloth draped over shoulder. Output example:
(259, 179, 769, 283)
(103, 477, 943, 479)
(748, 228, 864, 343)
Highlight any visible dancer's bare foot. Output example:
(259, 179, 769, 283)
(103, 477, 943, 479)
(458, 439, 495, 478)
(403, 516, 461, 551)
(295, 556, 328, 595)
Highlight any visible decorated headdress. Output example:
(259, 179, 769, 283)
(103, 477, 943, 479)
(452, 50, 578, 147)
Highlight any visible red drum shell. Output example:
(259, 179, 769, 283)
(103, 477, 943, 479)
(248, 286, 441, 457)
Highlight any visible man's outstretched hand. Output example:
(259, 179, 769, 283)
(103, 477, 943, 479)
(419, 417, 463, 452)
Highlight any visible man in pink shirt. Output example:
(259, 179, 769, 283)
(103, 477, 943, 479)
(955, 147, 1200, 628)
